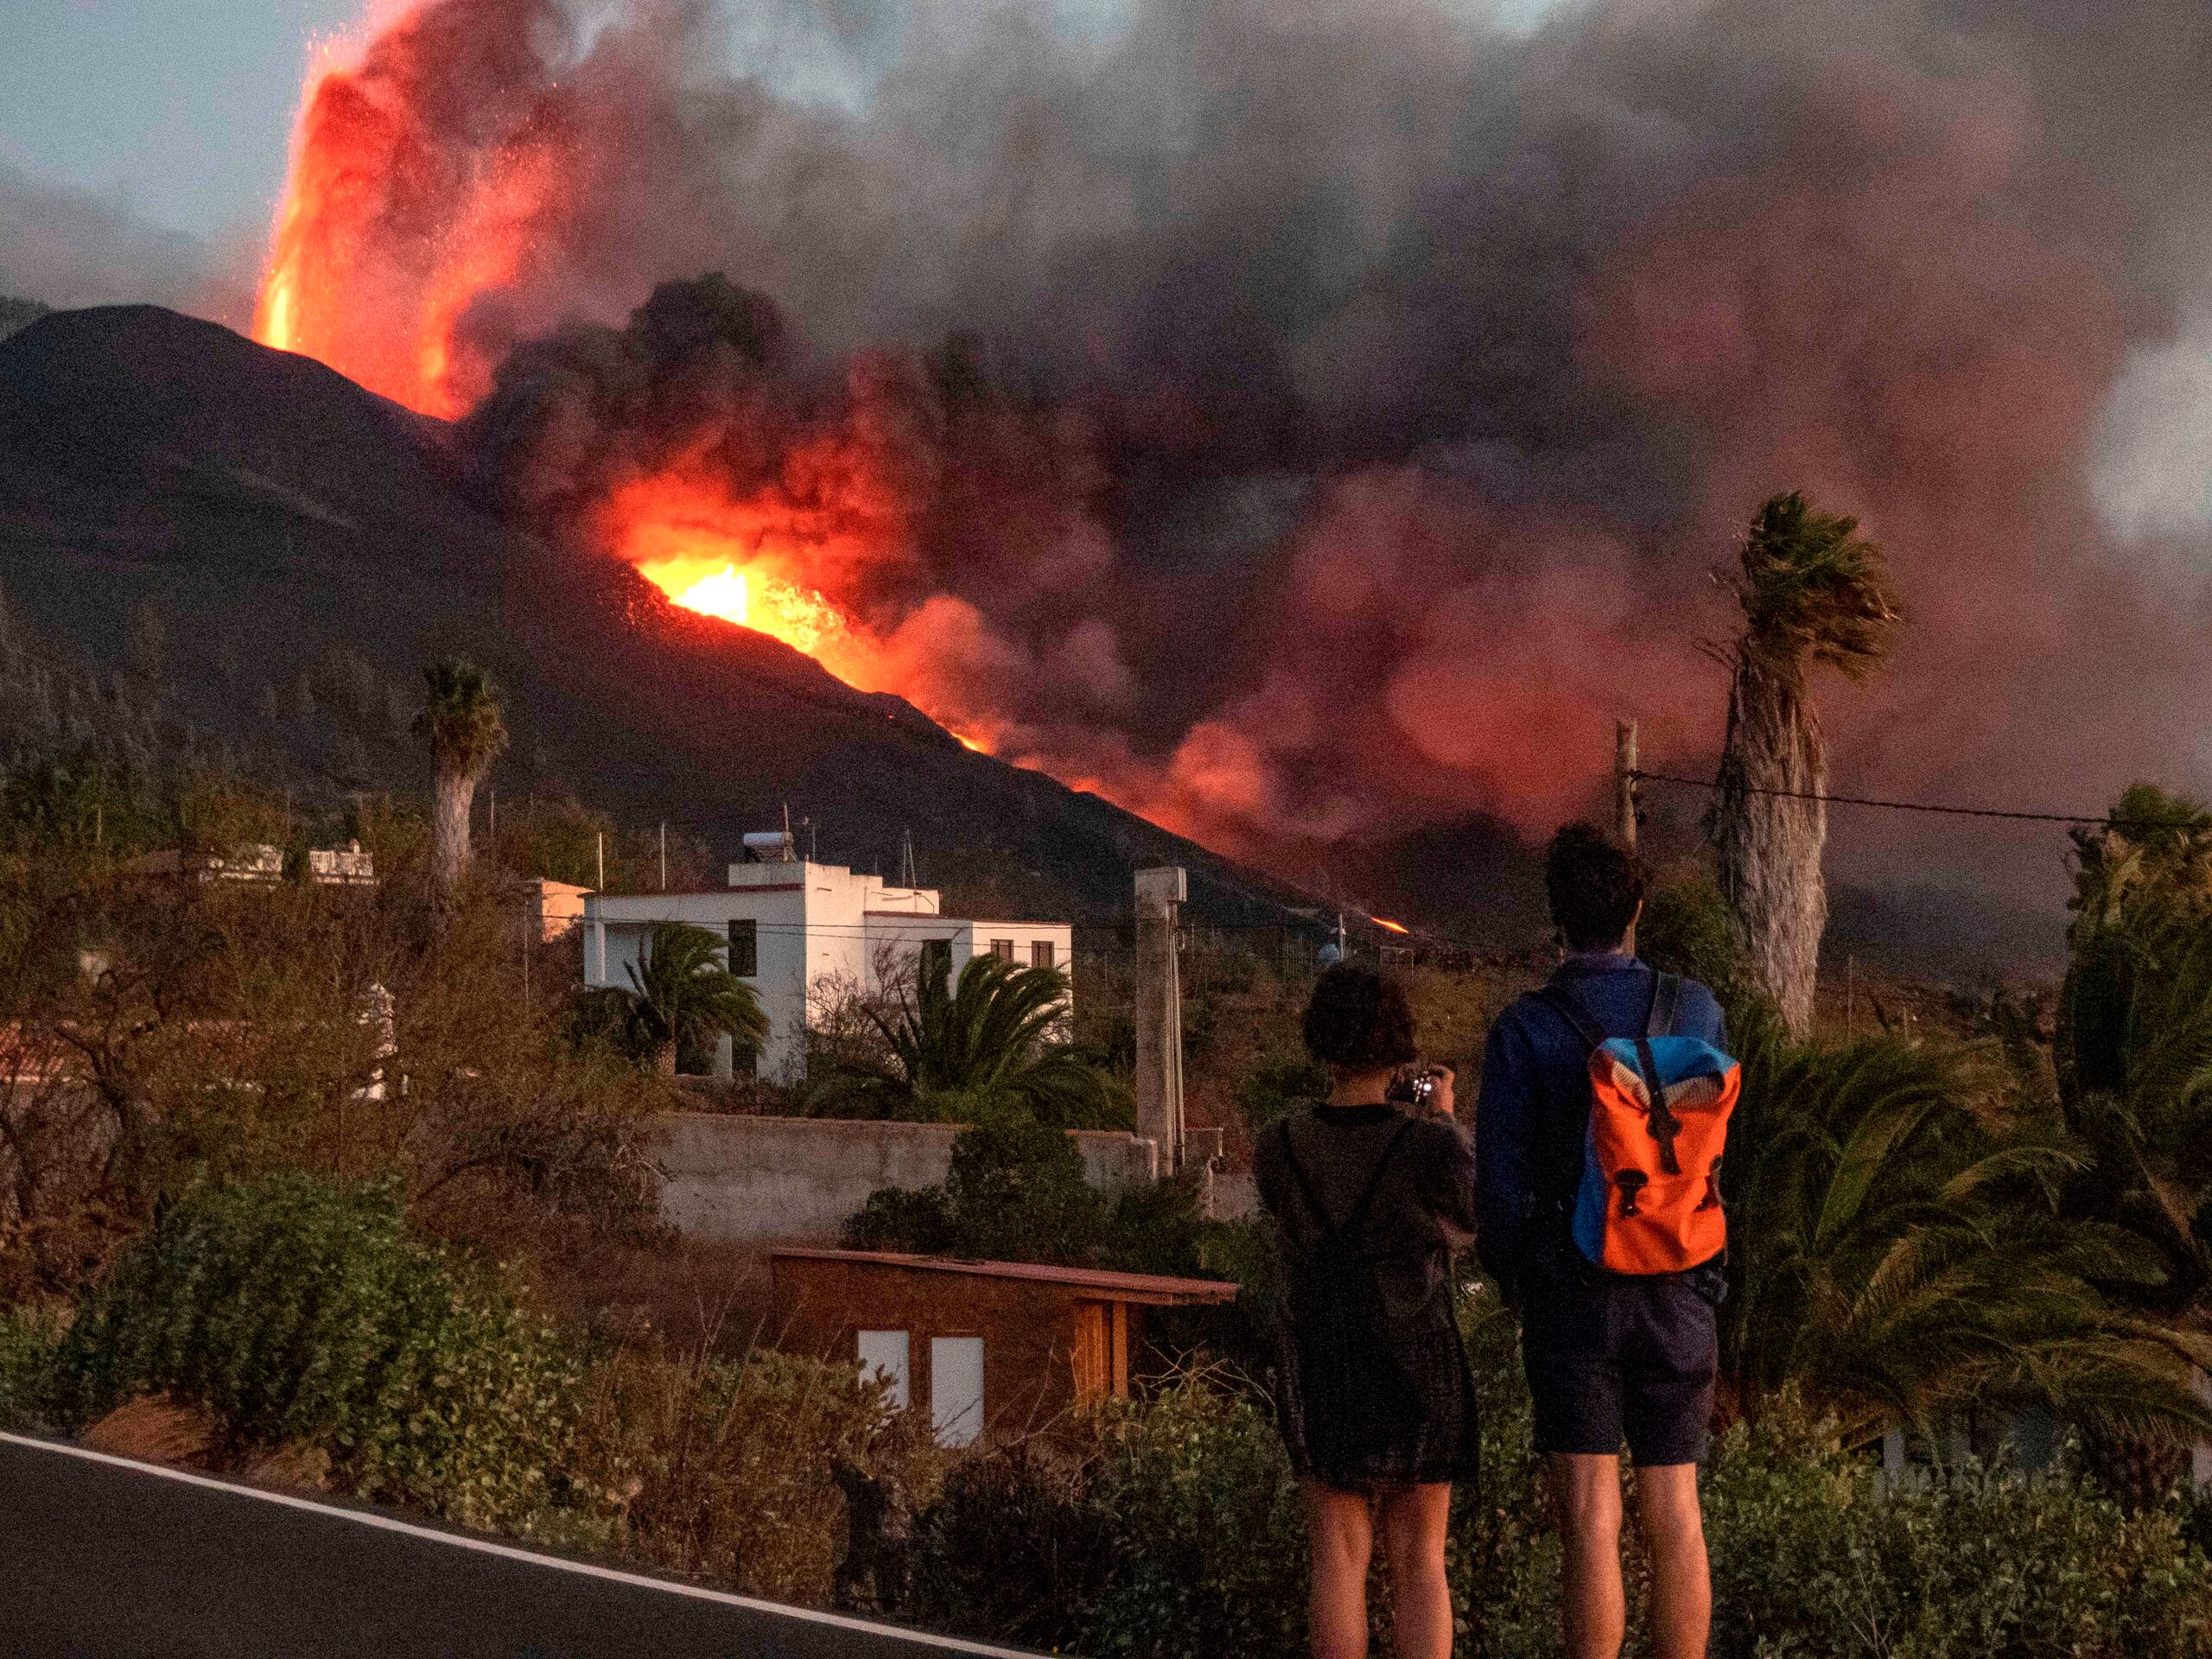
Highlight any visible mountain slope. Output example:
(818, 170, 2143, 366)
(0, 306, 1330, 932)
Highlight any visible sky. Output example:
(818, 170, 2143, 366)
(0, 0, 367, 242)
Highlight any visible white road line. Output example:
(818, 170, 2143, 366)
(0, 1432, 1043, 1657)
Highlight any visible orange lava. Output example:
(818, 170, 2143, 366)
(593, 471, 884, 680)
(251, 10, 566, 417)
(250, 5, 1012, 763)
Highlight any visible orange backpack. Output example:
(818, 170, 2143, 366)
(1539, 976, 1738, 1276)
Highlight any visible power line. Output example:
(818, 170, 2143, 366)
(1632, 770, 2193, 833)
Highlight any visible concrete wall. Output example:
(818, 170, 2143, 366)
(652, 1113, 1160, 1243)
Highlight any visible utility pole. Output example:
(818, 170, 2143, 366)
(1616, 717, 1639, 955)
(1614, 719, 1639, 851)
(1134, 867, 1187, 1178)
(595, 831, 605, 893)
(659, 822, 667, 892)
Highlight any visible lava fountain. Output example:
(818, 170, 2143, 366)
(249, 5, 935, 712)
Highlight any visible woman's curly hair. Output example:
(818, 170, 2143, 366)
(1301, 965, 1418, 1068)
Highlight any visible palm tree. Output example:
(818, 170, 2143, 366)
(2054, 787, 2212, 1501)
(1722, 1012, 2211, 1452)
(414, 659, 508, 911)
(1710, 493, 1900, 1035)
(619, 921, 768, 1076)
(844, 954, 1116, 1128)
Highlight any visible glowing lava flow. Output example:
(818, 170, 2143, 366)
(251, 12, 569, 416)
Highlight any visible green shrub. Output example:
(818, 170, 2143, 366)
(1231, 1052, 1327, 1136)
(1078, 1376, 1311, 1658)
(0, 1304, 65, 1433)
(1641, 869, 1749, 1014)
(57, 1174, 593, 1535)
(1705, 1405, 2212, 1658)
(584, 1344, 938, 1607)
(911, 1372, 1307, 1658)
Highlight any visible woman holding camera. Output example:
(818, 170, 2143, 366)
(1256, 964, 1478, 1659)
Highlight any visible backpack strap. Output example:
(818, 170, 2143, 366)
(1340, 1117, 1418, 1244)
(1535, 984, 1609, 1052)
(1646, 971, 1682, 1039)
(1278, 1116, 1417, 1244)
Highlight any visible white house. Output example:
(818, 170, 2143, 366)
(581, 832, 1075, 1080)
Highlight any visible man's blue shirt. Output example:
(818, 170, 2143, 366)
(1473, 951, 1726, 1292)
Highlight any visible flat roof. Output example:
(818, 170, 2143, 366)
(769, 1248, 1237, 1306)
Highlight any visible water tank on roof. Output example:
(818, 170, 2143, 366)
(742, 830, 798, 862)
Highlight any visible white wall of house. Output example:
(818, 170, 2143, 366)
(581, 855, 1073, 1081)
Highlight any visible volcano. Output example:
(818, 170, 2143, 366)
(0, 303, 1354, 934)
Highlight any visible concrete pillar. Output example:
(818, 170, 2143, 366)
(1134, 867, 1186, 1176)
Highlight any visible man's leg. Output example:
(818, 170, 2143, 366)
(1376, 1483, 1455, 1659)
(1304, 1480, 1376, 1659)
(1635, 1464, 1711, 1659)
(1547, 1453, 1625, 1659)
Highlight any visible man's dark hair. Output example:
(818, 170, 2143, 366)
(1302, 964, 1418, 1068)
(1544, 822, 1647, 950)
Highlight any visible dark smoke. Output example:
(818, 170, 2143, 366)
(437, 0, 2212, 911)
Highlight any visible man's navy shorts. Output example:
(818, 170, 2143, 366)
(1519, 1259, 1721, 1467)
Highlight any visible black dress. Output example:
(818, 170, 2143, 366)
(1255, 1102, 1480, 1491)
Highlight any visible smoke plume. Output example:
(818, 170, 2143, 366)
(261, 0, 2212, 901)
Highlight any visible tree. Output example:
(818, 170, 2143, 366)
(1721, 1011, 2212, 1452)
(1709, 493, 1899, 1035)
(2053, 786, 2212, 1502)
(413, 659, 507, 912)
(831, 955, 1117, 1128)
(614, 921, 767, 1076)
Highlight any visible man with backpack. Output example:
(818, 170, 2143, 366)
(1475, 824, 1738, 1659)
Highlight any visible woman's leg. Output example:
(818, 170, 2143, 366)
(1304, 1480, 1376, 1659)
(1377, 1483, 1456, 1659)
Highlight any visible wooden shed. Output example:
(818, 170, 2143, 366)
(768, 1249, 1237, 1446)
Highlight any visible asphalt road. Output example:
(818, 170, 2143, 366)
(0, 1432, 1044, 1659)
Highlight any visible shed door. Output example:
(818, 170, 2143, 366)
(931, 1336, 985, 1446)
(858, 1330, 910, 1411)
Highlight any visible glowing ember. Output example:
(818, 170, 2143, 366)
(1372, 916, 1412, 935)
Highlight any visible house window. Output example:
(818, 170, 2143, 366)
(728, 918, 758, 978)
(858, 1330, 911, 1411)
(1030, 939, 1055, 971)
(931, 1335, 985, 1447)
(920, 938, 952, 993)
(990, 938, 1014, 963)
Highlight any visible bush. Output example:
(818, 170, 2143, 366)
(56, 1175, 594, 1536)
(1641, 869, 1749, 1014)
(848, 1118, 1107, 1264)
(910, 1372, 1307, 1658)
(1077, 1376, 1311, 1658)
(1705, 1404, 2212, 1658)
(1231, 1052, 1327, 1137)
(0, 1303, 64, 1433)
(582, 1344, 938, 1608)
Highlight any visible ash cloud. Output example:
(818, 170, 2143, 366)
(0, 161, 251, 322)
(423, 0, 2212, 898)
